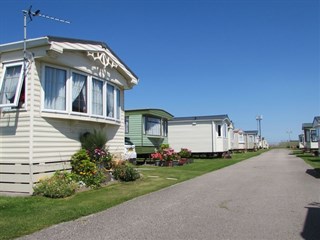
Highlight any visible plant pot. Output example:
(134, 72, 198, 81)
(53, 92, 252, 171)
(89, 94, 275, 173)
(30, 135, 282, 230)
(179, 158, 187, 165)
(173, 160, 179, 166)
(154, 160, 161, 166)
(165, 160, 173, 167)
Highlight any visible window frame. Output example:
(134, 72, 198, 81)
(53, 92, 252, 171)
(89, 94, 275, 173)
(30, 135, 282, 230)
(91, 77, 105, 117)
(41, 64, 121, 122)
(217, 125, 222, 137)
(125, 116, 129, 134)
(42, 65, 68, 113)
(71, 71, 88, 115)
(0, 62, 24, 108)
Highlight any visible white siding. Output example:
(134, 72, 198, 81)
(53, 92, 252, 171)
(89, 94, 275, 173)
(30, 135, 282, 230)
(168, 121, 213, 153)
(0, 40, 134, 194)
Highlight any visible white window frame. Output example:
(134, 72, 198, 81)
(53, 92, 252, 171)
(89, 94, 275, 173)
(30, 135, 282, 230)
(71, 71, 88, 115)
(91, 77, 105, 117)
(42, 65, 68, 113)
(41, 64, 121, 122)
(116, 88, 121, 120)
(0, 62, 24, 108)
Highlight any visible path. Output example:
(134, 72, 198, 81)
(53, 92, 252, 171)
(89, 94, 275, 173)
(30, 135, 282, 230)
(19, 149, 320, 240)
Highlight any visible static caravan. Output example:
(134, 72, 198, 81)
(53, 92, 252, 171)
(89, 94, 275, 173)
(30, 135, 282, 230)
(302, 123, 318, 152)
(125, 109, 173, 157)
(168, 115, 233, 157)
(0, 36, 138, 194)
(298, 134, 305, 149)
(232, 129, 246, 152)
(312, 116, 320, 155)
(243, 130, 258, 151)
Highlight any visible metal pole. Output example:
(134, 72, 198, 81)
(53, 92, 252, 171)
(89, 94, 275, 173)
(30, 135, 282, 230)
(23, 10, 27, 79)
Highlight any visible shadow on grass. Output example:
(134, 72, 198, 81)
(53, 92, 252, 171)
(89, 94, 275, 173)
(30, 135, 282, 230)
(301, 203, 320, 240)
(307, 158, 320, 162)
(305, 169, 320, 179)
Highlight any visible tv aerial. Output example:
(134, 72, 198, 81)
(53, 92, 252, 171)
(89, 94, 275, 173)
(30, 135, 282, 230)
(22, 6, 71, 75)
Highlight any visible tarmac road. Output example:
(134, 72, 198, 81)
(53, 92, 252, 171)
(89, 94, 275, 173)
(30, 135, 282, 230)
(18, 149, 320, 240)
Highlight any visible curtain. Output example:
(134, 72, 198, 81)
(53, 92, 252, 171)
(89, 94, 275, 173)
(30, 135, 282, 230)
(107, 84, 114, 117)
(0, 65, 22, 104)
(44, 67, 66, 110)
(146, 117, 161, 135)
(72, 73, 86, 102)
(92, 79, 103, 115)
(116, 88, 120, 119)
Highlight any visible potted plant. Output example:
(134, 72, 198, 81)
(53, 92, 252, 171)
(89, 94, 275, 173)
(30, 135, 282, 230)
(162, 147, 178, 167)
(151, 152, 163, 166)
(178, 148, 192, 165)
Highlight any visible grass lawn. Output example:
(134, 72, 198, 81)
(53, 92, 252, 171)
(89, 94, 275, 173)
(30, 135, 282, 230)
(0, 150, 267, 240)
(293, 150, 320, 170)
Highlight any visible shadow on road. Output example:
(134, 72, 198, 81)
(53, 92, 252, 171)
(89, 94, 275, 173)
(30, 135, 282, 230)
(305, 169, 320, 179)
(301, 202, 320, 240)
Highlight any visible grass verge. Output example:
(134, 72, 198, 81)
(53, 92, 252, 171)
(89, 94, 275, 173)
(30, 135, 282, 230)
(0, 150, 267, 240)
(293, 150, 320, 170)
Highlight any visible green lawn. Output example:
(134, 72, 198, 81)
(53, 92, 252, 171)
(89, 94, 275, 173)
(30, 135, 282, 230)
(0, 150, 267, 240)
(293, 150, 320, 170)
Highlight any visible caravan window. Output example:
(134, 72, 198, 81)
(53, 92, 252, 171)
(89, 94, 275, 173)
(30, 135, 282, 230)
(311, 130, 317, 142)
(217, 125, 222, 137)
(0, 63, 24, 108)
(42, 64, 121, 122)
(44, 66, 67, 111)
(145, 117, 161, 136)
(72, 72, 87, 113)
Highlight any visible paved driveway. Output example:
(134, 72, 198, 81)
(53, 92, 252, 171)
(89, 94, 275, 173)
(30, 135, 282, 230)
(19, 149, 320, 240)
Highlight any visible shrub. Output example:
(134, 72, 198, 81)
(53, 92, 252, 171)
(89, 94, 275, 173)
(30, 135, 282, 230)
(113, 164, 140, 182)
(80, 130, 108, 152)
(33, 171, 78, 198)
(90, 148, 113, 170)
(70, 149, 105, 188)
(179, 148, 192, 158)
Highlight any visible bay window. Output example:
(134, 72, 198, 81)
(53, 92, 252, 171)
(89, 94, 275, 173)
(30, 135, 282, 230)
(42, 65, 121, 122)
(0, 63, 24, 108)
(145, 117, 161, 135)
(144, 116, 168, 137)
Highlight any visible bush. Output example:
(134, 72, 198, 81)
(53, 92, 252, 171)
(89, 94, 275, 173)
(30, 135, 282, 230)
(33, 171, 78, 198)
(113, 164, 140, 182)
(80, 130, 108, 152)
(70, 149, 106, 188)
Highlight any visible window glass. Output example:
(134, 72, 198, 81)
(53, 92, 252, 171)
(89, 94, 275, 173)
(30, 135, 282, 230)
(311, 130, 317, 142)
(163, 119, 168, 136)
(72, 72, 87, 113)
(217, 125, 221, 137)
(42, 65, 121, 121)
(305, 130, 310, 142)
(0, 64, 23, 107)
(44, 66, 66, 110)
(125, 116, 129, 133)
(145, 117, 161, 135)
(107, 84, 114, 118)
(92, 78, 103, 116)
(116, 88, 120, 120)
(239, 134, 244, 143)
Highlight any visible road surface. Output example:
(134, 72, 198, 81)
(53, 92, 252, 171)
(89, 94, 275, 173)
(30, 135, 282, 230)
(19, 149, 320, 240)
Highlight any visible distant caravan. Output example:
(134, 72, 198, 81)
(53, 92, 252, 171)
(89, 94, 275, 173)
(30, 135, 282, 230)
(168, 115, 233, 158)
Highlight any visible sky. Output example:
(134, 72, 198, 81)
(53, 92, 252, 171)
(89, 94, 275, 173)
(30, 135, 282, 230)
(0, 0, 319, 144)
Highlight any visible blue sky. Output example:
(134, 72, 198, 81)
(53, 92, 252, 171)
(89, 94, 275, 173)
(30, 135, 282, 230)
(0, 0, 319, 144)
